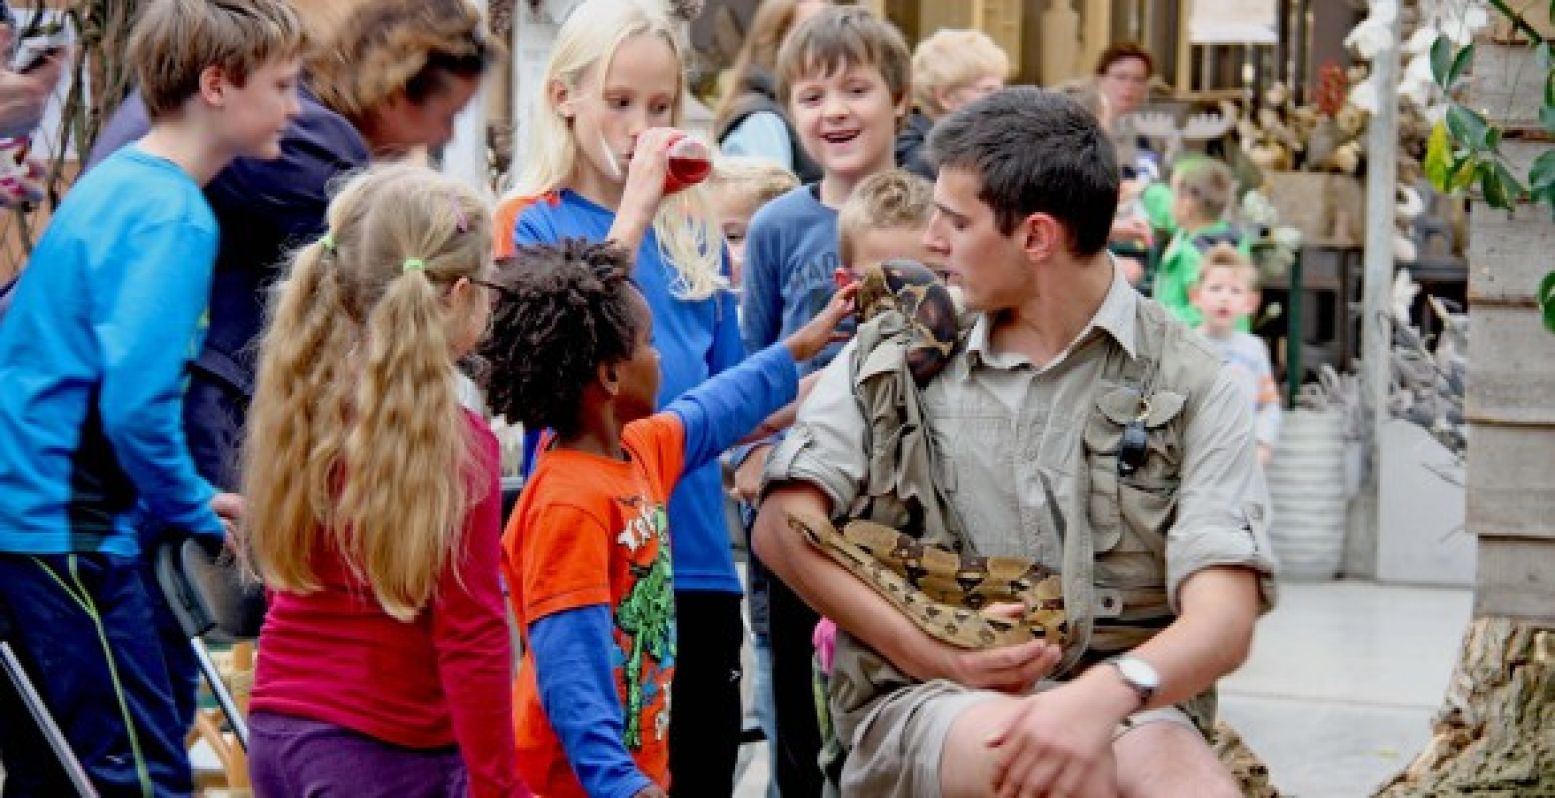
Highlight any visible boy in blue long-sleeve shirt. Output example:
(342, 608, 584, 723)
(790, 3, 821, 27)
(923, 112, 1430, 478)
(0, 2, 303, 794)
(482, 239, 852, 798)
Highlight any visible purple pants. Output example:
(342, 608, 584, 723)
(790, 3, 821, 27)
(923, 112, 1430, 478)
(248, 711, 469, 797)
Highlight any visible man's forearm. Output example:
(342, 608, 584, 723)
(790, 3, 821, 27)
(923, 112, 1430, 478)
(753, 485, 947, 680)
(1114, 566, 1261, 710)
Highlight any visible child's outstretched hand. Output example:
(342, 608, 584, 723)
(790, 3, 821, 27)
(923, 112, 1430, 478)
(784, 282, 859, 363)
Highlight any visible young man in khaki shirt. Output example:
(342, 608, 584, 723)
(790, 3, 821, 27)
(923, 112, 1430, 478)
(753, 87, 1277, 797)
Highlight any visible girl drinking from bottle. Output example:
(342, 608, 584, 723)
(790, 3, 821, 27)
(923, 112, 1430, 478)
(490, 1, 748, 792)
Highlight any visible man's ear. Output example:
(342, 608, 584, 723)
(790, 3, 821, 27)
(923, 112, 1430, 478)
(1019, 212, 1064, 264)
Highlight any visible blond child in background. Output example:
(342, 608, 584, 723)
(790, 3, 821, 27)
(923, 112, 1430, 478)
(1192, 244, 1281, 466)
(707, 156, 800, 289)
(895, 28, 1009, 179)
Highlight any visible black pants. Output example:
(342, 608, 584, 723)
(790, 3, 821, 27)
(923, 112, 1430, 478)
(667, 589, 744, 797)
(0, 552, 194, 797)
(767, 574, 824, 797)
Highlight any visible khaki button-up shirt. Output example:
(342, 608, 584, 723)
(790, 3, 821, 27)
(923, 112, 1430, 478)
(768, 266, 1277, 608)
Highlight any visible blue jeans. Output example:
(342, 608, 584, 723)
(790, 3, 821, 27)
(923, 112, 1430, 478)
(752, 632, 780, 798)
(0, 552, 193, 797)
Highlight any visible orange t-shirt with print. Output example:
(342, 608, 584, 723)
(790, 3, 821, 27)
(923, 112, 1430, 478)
(503, 413, 685, 797)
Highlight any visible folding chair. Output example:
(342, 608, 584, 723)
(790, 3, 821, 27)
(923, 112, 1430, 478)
(0, 596, 100, 797)
(153, 537, 266, 753)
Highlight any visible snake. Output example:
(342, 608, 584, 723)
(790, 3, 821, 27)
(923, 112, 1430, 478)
(787, 259, 1068, 650)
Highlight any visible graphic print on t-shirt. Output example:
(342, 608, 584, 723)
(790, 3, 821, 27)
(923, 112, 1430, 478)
(612, 495, 676, 751)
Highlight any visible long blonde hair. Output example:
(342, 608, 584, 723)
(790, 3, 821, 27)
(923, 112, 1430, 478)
(244, 163, 493, 622)
(509, 0, 723, 300)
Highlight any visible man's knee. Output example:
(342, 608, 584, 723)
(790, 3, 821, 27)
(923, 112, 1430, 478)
(1114, 720, 1238, 798)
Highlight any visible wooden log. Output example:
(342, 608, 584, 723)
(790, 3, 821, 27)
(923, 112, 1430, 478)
(1374, 618, 1555, 796)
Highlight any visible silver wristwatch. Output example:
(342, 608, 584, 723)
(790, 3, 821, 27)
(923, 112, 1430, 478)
(1105, 655, 1160, 708)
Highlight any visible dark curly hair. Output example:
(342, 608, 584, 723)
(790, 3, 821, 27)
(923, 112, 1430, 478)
(481, 239, 642, 435)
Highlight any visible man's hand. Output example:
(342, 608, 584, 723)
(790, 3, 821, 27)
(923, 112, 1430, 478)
(909, 636, 1062, 694)
(731, 444, 772, 504)
(986, 669, 1137, 797)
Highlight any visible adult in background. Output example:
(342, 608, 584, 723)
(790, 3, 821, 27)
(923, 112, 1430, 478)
(1094, 42, 1160, 182)
(86, 0, 497, 737)
(895, 28, 1007, 180)
(714, 0, 830, 182)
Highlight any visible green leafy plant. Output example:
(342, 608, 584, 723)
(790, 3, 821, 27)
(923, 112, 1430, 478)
(1424, 0, 1555, 330)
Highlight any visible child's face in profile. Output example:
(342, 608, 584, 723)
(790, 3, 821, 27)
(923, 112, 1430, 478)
(614, 286, 662, 425)
(1192, 266, 1250, 334)
(222, 55, 303, 161)
(846, 224, 944, 280)
(710, 185, 760, 287)
(789, 62, 904, 186)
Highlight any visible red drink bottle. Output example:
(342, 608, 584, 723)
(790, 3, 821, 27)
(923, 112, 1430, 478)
(663, 134, 711, 194)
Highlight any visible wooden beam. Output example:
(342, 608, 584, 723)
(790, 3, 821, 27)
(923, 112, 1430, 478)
(1474, 537, 1555, 623)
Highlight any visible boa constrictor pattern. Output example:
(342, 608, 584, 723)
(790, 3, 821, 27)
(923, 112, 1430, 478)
(790, 259, 1068, 650)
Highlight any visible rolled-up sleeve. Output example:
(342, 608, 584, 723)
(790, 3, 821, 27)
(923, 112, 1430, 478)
(761, 340, 869, 514)
(1166, 368, 1279, 613)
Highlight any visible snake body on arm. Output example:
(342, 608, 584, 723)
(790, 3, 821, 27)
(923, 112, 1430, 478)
(786, 259, 1068, 650)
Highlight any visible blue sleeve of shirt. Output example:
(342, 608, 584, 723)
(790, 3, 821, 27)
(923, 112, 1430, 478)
(739, 212, 783, 356)
(531, 605, 653, 798)
(668, 343, 798, 472)
(95, 220, 222, 537)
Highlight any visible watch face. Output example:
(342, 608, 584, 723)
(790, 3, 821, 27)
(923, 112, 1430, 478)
(1118, 657, 1161, 690)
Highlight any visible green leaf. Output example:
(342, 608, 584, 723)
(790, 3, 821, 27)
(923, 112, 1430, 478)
(1448, 151, 1479, 191)
(1539, 271, 1555, 333)
(1540, 42, 1555, 73)
(1424, 121, 1454, 190)
(1448, 43, 1475, 87)
(1447, 105, 1493, 151)
(1532, 150, 1555, 193)
(1543, 104, 1555, 134)
(1431, 34, 1454, 88)
(1482, 163, 1512, 209)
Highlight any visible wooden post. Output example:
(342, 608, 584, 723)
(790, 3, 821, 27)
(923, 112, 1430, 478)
(1080, 0, 1111, 81)
(1376, 37, 1555, 796)
(1354, 0, 1401, 579)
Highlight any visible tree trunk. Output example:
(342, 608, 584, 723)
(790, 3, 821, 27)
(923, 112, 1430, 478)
(1375, 619, 1555, 796)
(1213, 721, 1280, 798)
(1377, 30, 1555, 796)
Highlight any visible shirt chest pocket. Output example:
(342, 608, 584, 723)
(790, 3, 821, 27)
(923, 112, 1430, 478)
(922, 392, 1011, 496)
(1080, 386, 1186, 557)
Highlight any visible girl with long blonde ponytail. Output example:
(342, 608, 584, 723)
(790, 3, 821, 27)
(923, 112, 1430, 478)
(242, 163, 529, 798)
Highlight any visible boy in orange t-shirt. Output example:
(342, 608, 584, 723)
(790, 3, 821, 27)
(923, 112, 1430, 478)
(482, 239, 852, 798)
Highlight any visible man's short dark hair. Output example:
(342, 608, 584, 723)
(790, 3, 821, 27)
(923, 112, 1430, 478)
(926, 87, 1120, 257)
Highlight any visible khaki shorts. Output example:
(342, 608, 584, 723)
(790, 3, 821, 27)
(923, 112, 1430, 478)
(839, 680, 1198, 798)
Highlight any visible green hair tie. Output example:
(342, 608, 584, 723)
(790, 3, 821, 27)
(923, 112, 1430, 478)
(402, 257, 427, 273)
(320, 233, 335, 252)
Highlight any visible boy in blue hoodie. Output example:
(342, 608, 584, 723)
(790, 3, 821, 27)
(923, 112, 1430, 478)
(0, 1, 302, 793)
